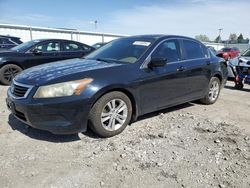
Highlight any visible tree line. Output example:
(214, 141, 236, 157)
(195, 33, 249, 44)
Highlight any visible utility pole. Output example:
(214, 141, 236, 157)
(94, 20, 98, 30)
(218, 28, 223, 42)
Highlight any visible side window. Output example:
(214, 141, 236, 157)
(151, 40, 181, 63)
(183, 40, 205, 59)
(81, 44, 91, 51)
(35, 42, 60, 52)
(64, 42, 81, 51)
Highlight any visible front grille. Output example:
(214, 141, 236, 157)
(10, 81, 33, 99)
(13, 84, 29, 98)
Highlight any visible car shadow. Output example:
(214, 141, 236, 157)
(8, 102, 196, 141)
(225, 85, 250, 92)
(8, 114, 81, 142)
(135, 102, 195, 123)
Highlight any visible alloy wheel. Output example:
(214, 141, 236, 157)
(208, 80, 220, 101)
(101, 99, 128, 131)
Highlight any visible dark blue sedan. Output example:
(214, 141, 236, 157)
(6, 35, 227, 137)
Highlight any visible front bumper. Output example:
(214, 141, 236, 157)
(6, 88, 92, 135)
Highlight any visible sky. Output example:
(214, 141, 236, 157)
(0, 0, 249, 40)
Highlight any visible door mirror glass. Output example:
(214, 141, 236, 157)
(148, 57, 167, 68)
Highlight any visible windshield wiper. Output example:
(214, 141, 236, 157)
(96, 58, 113, 63)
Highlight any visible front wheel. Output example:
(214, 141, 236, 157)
(200, 77, 221, 105)
(0, 64, 23, 85)
(89, 91, 132, 137)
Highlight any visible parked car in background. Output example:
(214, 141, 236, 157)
(6, 35, 227, 137)
(0, 35, 22, 50)
(239, 48, 250, 64)
(217, 47, 240, 60)
(0, 39, 95, 85)
(92, 42, 108, 49)
(227, 48, 250, 79)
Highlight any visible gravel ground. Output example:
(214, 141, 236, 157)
(0, 81, 249, 188)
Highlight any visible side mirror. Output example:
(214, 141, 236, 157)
(32, 49, 42, 55)
(148, 57, 167, 68)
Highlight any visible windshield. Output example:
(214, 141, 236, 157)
(242, 49, 250, 57)
(11, 40, 41, 52)
(86, 37, 156, 64)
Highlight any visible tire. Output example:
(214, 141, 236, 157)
(234, 82, 243, 90)
(200, 77, 221, 105)
(0, 64, 23, 85)
(89, 91, 132, 137)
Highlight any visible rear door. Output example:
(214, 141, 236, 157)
(180, 39, 211, 99)
(60, 41, 90, 60)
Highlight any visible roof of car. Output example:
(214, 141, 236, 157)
(124, 34, 198, 41)
(0, 35, 21, 39)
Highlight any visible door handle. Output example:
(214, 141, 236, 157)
(177, 66, 186, 72)
(206, 60, 211, 65)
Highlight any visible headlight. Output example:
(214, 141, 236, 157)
(33, 78, 93, 98)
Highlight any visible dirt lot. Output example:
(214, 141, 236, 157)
(0, 81, 249, 188)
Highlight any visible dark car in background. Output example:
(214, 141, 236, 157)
(0, 35, 22, 50)
(0, 39, 95, 85)
(6, 35, 227, 137)
(217, 47, 240, 60)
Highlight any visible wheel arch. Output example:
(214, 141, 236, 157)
(90, 87, 139, 123)
(0, 62, 24, 70)
(212, 72, 222, 84)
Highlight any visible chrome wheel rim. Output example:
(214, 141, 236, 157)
(208, 80, 220, 101)
(3, 67, 20, 82)
(101, 99, 128, 131)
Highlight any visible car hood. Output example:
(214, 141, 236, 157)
(239, 56, 250, 62)
(15, 58, 123, 86)
(0, 50, 20, 57)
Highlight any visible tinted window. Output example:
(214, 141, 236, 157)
(151, 40, 181, 62)
(242, 49, 250, 57)
(35, 42, 60, 52)
(183, 40, 205, 59)
(64, 42, 81, 51)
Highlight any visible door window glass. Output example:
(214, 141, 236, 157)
(64, 42, 81, 51)
(35, 42, 60, 52)
(183, 40, 205, 59)
(151, 40, 181, 62)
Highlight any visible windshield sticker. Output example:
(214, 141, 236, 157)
(133, 41, 151, 46)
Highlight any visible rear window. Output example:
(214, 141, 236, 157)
(183, 40, 205, 59)
(222, 48, 231, 52)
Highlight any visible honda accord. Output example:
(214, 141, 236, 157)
(6, 35, 227, 137)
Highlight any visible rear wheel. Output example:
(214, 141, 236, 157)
(235, 82, 244, 90)
(89, 91, 132, 137)
(0, 64, 23, 85)
(200, 77, 221, 105)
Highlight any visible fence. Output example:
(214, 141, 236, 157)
(203, 42, 250, 53)
(0, 24, 126, 45)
